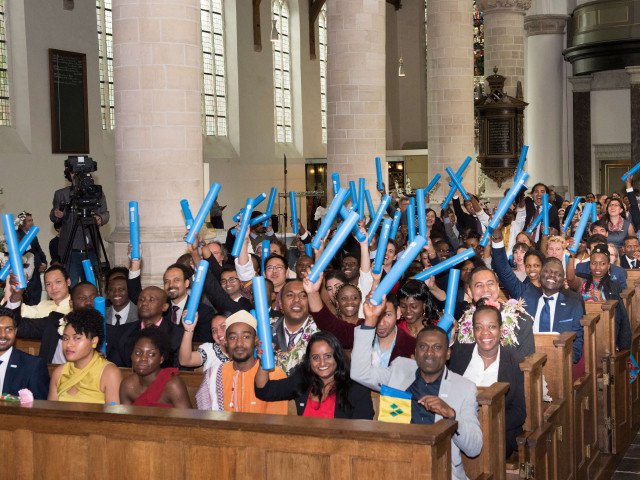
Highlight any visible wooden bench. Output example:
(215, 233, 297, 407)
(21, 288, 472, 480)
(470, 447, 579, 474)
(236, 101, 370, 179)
(0, 400, 458, 479)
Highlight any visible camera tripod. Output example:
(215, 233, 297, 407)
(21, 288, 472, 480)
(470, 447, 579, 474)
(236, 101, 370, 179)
(61, 208, 110, 295)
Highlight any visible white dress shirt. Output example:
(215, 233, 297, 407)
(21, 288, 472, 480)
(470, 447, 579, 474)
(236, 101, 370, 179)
(533, 292, 559, 333)
(171, 296, 188, 324)
(110, 302, 131, 326)
(463, 344, 500, 387)
(0, 347, 13, 393)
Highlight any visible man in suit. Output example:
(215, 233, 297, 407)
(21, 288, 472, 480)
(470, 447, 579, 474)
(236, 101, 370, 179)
(163, 263, 214, 343)
(0, 307, 49, 399)
(621, 236, 640, 269)
(106, 276, 138, 326)
(492, 228, 584, 362)
(524, 183, 561, 241)
(351, 301, 482, 480)
(12, 281, 98, 364)
(271, 279, 318, 375)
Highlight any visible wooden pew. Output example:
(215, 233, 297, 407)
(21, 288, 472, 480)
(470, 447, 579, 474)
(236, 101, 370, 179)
(585, 300, 632, 455)
(623, 271, 640, 430)
(534, 332, 575, 480)
(15, 338, 41, 356)
(573, 314, 601, 479)
(516, 352, 557, 480)
(0, 400, 458, 480)
(462, 382, 509, 480)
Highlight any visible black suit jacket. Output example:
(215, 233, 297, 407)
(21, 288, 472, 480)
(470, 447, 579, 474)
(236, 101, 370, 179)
(524, 196, 560, 233)
(254, 366, 375, 419)
(202, 256, 253, 315)
(108, 318, 183, 368)
(621, 256, 640, 269)
(15, 311, 64, 364)
(2, 348, 50, 400)
(448, 343, 526, 458)
(162, 296, 215, 343)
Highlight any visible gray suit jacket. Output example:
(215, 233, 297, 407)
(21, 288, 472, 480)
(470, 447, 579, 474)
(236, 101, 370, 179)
(351, 327, 482, 480)
(106, 302, 138, 326)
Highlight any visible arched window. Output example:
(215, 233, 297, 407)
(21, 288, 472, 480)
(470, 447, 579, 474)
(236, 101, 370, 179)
(318, 5, 327, 144)
(201, 0, 227, 136)
(272, 0, 292, 143)
(96, 0, 114, 130)
(0, 0, 10, 126)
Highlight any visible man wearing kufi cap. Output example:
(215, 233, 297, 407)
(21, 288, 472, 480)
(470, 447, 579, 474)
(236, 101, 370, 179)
(219, 310, 288, 414)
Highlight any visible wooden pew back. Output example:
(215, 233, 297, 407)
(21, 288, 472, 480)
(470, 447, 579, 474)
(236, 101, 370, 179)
(584, 300, 617, 360)
(0, 400, 458, 480)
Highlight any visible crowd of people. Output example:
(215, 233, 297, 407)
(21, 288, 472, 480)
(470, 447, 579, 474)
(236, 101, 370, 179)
(1, 173, 638, 479)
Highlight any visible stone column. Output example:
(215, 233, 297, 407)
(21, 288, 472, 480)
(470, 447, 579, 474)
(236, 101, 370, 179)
(427, 0, 476, 198)
(326, 0, 385, 197)
(109, 0, 204, 285)
(524, 14, 568, 188)
(569, 75, 592, 195)
(626, 67, 640, 172)
(478, 0, 531, 97)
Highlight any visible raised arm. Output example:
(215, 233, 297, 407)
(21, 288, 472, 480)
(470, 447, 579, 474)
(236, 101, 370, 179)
(179, 312, 206, 367)
(490, 226, 527, 300)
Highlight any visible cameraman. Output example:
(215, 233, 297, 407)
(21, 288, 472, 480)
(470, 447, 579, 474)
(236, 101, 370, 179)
(50, 163, 109, 286)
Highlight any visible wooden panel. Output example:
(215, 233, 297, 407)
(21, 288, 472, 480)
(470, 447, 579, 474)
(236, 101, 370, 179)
(610, 351, 632, 454)
(33, 433, 88, 480)
(352, 458, 415, 479)
(585, 301, 617, 359)
(186, 445, 237, 479)
(266, 451, 329, 480)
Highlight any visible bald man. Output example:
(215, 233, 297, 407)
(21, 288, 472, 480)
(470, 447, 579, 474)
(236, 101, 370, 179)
(108, 286, 184, 368)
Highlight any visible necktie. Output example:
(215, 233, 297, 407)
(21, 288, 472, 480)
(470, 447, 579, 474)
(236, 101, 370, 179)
(171, 305, 180, 325)
(539, 296, 552, 332)
(632, 260, 636, 269)
(287, 328, 303, 351)
(115, 314, 122, 325)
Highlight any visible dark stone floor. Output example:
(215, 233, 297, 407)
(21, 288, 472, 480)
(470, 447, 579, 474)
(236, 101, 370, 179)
(613, 434, 640, 478)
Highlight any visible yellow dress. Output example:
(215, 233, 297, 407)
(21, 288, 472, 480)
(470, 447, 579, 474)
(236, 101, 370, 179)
(57, 352, 112, 404)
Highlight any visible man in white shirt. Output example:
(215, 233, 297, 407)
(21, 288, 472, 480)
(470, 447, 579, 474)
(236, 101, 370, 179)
(6, 265, 71, 318)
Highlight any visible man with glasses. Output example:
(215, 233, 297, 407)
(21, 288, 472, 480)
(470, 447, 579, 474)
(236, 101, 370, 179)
(0, 307, 50, 399)
(220, 267, 252, 310)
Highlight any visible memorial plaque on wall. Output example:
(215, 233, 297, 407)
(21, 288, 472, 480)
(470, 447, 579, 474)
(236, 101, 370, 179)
(487, 118, 511, 156)
(49, 49, 89, 154)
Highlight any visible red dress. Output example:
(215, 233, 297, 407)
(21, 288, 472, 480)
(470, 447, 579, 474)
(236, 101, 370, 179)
(302, 392, 336, 418)
(132, 368, 179, 408)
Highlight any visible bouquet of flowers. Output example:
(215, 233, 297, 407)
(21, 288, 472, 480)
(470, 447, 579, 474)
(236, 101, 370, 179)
(456, 298, 526, 347)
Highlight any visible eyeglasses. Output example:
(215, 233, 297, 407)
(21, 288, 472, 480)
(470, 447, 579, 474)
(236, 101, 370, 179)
(266, 265, 285, 272)
(221, 278, 239, 285)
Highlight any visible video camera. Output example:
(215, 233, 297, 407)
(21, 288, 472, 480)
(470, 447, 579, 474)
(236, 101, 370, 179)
(63, 156, 103, 215)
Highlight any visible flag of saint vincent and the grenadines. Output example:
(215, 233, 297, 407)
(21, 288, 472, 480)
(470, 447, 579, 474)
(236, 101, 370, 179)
(629, 353, 640, 384)
(378, 385, 412, 424)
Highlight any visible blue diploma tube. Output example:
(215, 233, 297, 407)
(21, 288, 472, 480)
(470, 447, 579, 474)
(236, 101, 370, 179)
(562, 197, 581, 233)
(180, 199, 194, 229)
(389, 210, 402, 240)
(185, 182, 221, 245)
(406, 203, 416, 244)
(364, 189, 375, 218)
(375, 156, 384, 191)
(516, 145, 529, 177)
(424, 173, 441, 195)
(445, 166, 470, 201)
(372, 218, 392, 275)
(261, 240, 270, 274)
(184, 260, 208, 325)
(331, 172, 340, 196)
(525, 210, 543, 234)
(439, 268, 461, 337)
(262, 187, 278, 228)
(357, 178, 365, 221)
(129, 201, 140, 260)
(312, 188, 349, 250)
(414, 248, 476, 282)
(305, 243, 313, 258)
(82, 259, 97, 287)
(370, 236, 427, 306)
(348, 181, 358, 207)
(308, 210, 360, 283)
(569, 203, 593, 254)
(337, 205, 366, 242)
(2, 214, 27, 290)
(233, 192, 267, 223)
(367, 194, 392, 245)
(94, 296, 107, 354)
(289, 191, 299, 235)
(591, 203, 597, 223)
(0, 226, 39, 281)
(542, 193, 550, 236)
(251, 276, 276, 370)
(621, 162, 640, 182)
(231, 198, 255, 257)
(416, 188, 427, 238)
(440, 156, 473, 209)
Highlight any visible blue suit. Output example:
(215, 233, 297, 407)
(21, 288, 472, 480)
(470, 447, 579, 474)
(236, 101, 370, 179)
(1, 348, 50, 400)
(492, 244, 585, 362)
